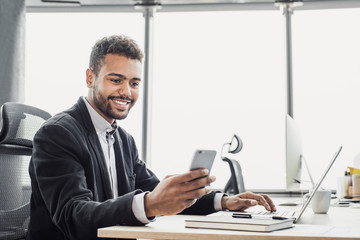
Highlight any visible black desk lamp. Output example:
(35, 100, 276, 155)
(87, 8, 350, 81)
(221, 134, 246, 195)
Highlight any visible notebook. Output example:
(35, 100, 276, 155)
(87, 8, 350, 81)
(252, 146, 343, 223)
(185, 215, 293, 232)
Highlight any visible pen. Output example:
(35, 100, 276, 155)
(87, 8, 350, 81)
(232, 213, 289, 220)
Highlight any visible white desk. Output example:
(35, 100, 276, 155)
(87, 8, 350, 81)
(98, 199, 360, 240)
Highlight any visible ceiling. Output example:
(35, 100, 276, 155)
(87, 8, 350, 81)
(26, 0, 360, 11)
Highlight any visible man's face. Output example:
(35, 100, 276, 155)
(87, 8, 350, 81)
(86, 54, 142, 123)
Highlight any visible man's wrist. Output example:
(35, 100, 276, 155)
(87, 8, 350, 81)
(144, 192, 157, 218)
(221, 196, 229, 210)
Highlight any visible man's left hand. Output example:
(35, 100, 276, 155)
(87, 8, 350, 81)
(221, 192, 277, 212)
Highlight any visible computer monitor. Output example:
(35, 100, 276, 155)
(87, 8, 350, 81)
(285, 114, 302, 190)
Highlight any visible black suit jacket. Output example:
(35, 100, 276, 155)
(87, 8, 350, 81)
(27, 97, 217, 240)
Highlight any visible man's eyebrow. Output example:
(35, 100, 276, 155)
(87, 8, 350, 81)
(107, 73, 141, 81)
(107, 73, 126, 79)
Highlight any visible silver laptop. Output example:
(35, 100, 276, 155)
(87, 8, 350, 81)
(252, 146, 342, 223)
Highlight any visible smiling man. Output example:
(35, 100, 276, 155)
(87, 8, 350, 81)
(27, 35, 276, 240)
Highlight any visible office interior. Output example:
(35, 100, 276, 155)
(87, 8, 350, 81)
(2, 0, 360, 195)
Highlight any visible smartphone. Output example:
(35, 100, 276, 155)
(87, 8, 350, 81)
(189, 150, 217, 173)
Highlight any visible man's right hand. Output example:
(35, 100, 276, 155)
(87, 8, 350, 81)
(144, 169, 216, 218)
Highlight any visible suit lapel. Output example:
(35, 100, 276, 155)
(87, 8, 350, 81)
(113, 131, 134, 195)
(88, 131, 114, 199)
(75, 97, 114, 200)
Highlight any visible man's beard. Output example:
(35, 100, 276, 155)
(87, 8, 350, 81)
(92, 87, 132, 120)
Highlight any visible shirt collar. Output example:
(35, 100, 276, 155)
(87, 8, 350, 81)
(83, 96, 115, 135)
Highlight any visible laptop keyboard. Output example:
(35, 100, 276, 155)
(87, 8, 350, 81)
(252, 210, 297, 219)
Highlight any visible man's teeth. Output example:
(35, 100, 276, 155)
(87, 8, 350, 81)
(113, 99, 127, 105)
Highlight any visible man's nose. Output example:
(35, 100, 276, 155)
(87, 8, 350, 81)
(119, 81, 132, 96)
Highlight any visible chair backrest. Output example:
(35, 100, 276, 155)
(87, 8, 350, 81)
(223, 157, 246, 195)
(0, 102, 51, 239)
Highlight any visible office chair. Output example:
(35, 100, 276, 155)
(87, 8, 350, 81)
(0, 102, 51, 240)
(222, 134, 246, 195)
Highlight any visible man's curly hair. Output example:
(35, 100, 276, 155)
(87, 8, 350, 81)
(89, 35, 144, 76)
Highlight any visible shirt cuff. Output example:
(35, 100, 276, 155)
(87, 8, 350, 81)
(214, 192, 226, 211)
(132, 191, 155, 224)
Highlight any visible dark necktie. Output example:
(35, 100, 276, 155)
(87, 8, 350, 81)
(106, 120, 118, 197)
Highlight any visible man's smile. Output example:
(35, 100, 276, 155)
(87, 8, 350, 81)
(109, 96, 134, 110)
(113, 99, 130, 105)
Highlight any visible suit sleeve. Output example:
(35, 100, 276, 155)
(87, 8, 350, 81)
(180, 191, 219, 215)
(128, 136, 160, 191)
(32, 122, 145, 240)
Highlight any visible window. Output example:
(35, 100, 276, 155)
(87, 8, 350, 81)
(293, 8, 360, 189)
(151, 11, 284, 190)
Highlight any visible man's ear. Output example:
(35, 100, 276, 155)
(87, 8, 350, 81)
(86, 68, 94, 88)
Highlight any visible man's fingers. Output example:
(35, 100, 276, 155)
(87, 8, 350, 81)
(260, 194, 277, 211)
(180, 175, 215, 192)
(168, 169, 215, 193)
(182, 186, 213, 200)
(239, 192, 274, 211)
(256, 195, 271, 211)
(253, 193, 274, 211)
(180, 169, 209, 182)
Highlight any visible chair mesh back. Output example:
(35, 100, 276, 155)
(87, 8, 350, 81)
(0, 103, 51, 147)
(0, 146, 32, 239)
(0, 147, 32, 210)
(0, 103, 51, 240)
